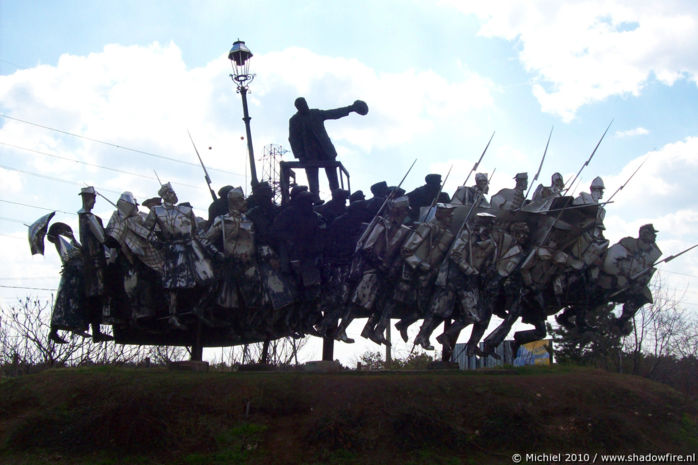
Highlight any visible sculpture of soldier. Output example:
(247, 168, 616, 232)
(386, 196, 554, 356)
(271, 190, 326, 335)
(362, 181, 388, 219)
(144, 182, 215, 330)
(414, 212, 497, 350)
(245, 182, 281, 249)
(601, 224, 661, 332)
(288, 97, 368, 197)
(45, 223, 88, 343)
(105, 191, 165, 325)
(315, 194, 369, 337)
(531, 172, 564, 202)
(573, 176, 605, 206)
(337, 196, 412, 344)
(205, 189, 265, 335)
(245, 182, 295, 333)
(394, 203, 456, 343)
(491, 172, 528, 211)
(315, 188, 349, 225)
(506, 238, 585, 355)
(78, 186, 112, 342)
(451, 172, 490, 207)
(207, 185, 235, 225)
(470, 221, 530, 357)
(570, 176, 608, 278)
(406, 174, 444, 222)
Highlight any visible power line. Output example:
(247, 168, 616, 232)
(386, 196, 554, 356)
(0, 113, 244, 177)
(0, 162, 124, 197)
(0, 199, 76, 215)
(0, 284, 56, 291)
(0, 141, 202, 189)
(0, 217, 27, 225)
(0, 163, 208, 211)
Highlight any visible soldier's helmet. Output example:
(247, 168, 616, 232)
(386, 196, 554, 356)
(118, 192, 138, 206)
(475, 173, 488, 183)
(552, 172, 564, 184)
(591, 176, 605, 190)
(158, 182, 174, 197)
(514, 172, 528, 181)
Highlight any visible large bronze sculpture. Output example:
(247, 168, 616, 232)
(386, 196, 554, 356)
(29, 103, 697, 364)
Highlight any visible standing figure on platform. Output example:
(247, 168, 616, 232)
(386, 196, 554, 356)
(78, 186, 112, 342)
(288, 97, 368, 197)
(145, 182, 215, 330)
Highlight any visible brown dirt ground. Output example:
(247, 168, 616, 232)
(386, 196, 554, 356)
(0, 365, 695, 464)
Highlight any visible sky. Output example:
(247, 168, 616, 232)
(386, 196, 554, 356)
(1, 0, 697, 365)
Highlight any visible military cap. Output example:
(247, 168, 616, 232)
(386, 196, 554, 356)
(218, 185, 235, 197)
(425, 174, 442, 185)
(640, 224, 658, 234)
(349, 190, 365, 203)
(514, 173, 528, 180)
(370, 181, 388, 197)
(79, 186, 96, 196)
(591, 176, 605, 189)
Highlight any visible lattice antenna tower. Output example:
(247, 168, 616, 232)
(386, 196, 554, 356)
(260, 144, 288, 203)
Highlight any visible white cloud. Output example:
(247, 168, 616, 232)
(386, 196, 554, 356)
(445, 1, 698, 120)
(615, 127, 649, 138)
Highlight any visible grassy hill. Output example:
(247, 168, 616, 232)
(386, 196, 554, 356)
(0, 365, 695, 464)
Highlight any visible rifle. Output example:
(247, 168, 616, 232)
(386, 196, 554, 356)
(524, 126, 553, 201)
(354, 158, 417, 251)
(606, 157, 647, 203)
(85, 184, 117, 208)
(563, 120, 613, 196)
(419, 165, 453, 223)
(188, 130, 217, 201)
(463, 131, 495, 187)
(609, 243, 698, 298)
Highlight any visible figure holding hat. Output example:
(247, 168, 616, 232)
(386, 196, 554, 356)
(288, 97, 368, 197)
(78, 186, 112, 342)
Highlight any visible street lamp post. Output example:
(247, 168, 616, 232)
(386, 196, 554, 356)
(229, 39, 259, 187)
